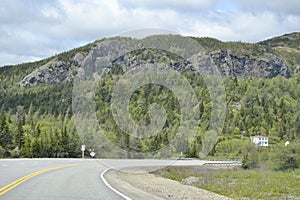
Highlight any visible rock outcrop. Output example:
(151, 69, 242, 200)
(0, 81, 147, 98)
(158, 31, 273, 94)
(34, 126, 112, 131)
(19, 39, 291, 86)
(211, 50, 290, 78)
(19, 52, 88, 86)
(20, 60, 75, 86)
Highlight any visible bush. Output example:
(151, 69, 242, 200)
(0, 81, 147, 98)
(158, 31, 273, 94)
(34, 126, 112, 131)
(273, 143, 300, 171)
(0, 146, 12, 158)
(0, 146, 5, 158)
(241, 144, 259, 169)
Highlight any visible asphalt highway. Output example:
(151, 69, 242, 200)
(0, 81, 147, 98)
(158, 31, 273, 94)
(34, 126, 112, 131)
(0, 159, 123, 200)
(0, 158, 239, 199)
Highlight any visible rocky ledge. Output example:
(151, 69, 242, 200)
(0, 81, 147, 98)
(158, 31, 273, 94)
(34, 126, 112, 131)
(19, 42, 291, 86)
(211, 49, 290, 78)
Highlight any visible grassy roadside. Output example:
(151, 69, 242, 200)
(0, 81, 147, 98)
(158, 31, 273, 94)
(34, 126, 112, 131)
(155, 166, 300, 199)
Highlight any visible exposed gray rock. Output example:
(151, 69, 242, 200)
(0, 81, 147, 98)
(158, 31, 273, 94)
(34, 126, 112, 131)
(19, 39, 291, 86)
(211, 50, 290, 78)
(20, 60, 76, 86)
(182, 176, 200, 185)
(294, 66, 300, 73)
(268, 55, 290, 78)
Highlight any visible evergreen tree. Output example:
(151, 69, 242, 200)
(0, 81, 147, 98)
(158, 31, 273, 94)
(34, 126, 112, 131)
(0, 113, 12, 149)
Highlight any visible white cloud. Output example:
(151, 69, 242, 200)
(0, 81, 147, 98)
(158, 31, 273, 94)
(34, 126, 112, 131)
(0, 0, 299, 66)
(0, 53, 41, 66)
(236, 0, 300, 15)
(184, 11, 300, 42)
(117, 0, 217, 12)
(47, 0, 182, 39)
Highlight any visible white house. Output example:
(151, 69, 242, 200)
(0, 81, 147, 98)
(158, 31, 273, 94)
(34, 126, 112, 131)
(250, 136, 269, 147)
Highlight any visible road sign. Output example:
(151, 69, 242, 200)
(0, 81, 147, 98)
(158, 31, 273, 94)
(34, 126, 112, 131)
(90, 152, 96, 158)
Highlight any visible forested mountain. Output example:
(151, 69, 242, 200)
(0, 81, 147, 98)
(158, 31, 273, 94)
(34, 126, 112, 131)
(0, 33, 299, 165)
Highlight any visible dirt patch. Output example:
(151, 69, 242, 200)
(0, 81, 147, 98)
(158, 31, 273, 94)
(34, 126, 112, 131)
(108, 169, 231, 200)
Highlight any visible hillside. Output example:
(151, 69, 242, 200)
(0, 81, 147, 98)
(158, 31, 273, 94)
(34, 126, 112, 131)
(0, 33, 300, 162)
(17, 36, 294, 86)
(259, 32, 300, 50)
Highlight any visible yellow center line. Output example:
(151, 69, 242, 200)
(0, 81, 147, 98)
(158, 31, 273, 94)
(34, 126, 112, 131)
(0, 162, 97, 196)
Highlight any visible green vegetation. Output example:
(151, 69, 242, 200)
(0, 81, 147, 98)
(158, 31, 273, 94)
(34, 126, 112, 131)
(91, 46, 300, 159)
(259, 32, 300, 50)
(195, 36, 274, 59)
(238, 142, 300, 171)
(0, 33, 299, 161)
(157, 166, 300, 199)
(0, 106, 81, 158)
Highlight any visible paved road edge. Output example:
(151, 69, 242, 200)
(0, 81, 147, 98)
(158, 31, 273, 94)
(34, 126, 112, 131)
(100, 168, 132, 200)
(101, 168, 165, 200)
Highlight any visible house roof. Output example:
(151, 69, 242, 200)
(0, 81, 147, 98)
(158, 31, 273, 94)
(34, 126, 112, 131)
(250, 135, 268, 138)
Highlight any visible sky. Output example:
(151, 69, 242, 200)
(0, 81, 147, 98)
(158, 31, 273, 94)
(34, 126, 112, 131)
(0, 0, 299, 66)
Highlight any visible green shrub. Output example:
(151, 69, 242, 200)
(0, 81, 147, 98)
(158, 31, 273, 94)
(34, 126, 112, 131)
(241, 144, 259, 169)
(273, 143, 300, 171)
(0, 146, 5, 158)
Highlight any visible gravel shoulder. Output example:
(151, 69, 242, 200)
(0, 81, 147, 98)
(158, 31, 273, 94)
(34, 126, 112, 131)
(105, 169, 232, 200)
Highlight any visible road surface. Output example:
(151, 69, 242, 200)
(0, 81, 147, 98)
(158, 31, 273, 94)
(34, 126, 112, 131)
(0, 159, 124, 200)
(0, 158, 239, 199)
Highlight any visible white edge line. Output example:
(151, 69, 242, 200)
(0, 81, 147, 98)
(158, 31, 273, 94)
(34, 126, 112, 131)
(100, 168, 132, 200)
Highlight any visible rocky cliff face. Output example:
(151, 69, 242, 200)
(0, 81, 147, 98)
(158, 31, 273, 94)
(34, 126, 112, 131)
(19, 38, 291, 86)
(20, 61, 73, 86)
(211, 50, 290, 78)
(19, 52, 86, 86)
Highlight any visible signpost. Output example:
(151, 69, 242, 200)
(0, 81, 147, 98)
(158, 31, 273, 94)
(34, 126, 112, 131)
(81, 145, 85, 158)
